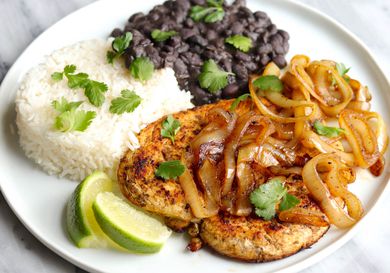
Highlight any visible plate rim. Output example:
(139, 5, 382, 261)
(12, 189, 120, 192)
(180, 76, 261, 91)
(1, 0, 390, 272)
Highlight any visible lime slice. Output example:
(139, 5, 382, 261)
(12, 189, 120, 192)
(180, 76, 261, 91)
(93, 192, 172, 253)
(66, 171, 112, 248)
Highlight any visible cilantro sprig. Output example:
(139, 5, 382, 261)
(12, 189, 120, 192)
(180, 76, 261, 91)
(230, 94, 250, 111)
(52, 97, 96, 132)
(190, 0, 225, 23)
(161, 115, 181, 143)
(109, 90, 142, 114)
(155, 160, 185, 180)
(313, 120, 345, 138)
(336, 62, 351, 83)
(225, 35, 253, 53)
(51, 65, 108, 107)
(151, 29, 178, 42)
(198, 59, 234, 93)
(249, 178, 300, 220)
(107, 32, 133, 64)
(253, 75, 283, 92)
(130, 57, 154, 82)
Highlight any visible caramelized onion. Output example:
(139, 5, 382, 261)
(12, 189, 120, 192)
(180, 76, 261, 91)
(301, 129, 355, 166)
(307, 61, 353, 116)
(249, 76, 314, 123)
(302, 153, 363, 228)
(339, 109, 380, 168)
(278, 207, 329, 227)
(222, 112, 273, 195)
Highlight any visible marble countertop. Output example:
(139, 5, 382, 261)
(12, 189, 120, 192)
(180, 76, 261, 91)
(1, 0, 389, 272)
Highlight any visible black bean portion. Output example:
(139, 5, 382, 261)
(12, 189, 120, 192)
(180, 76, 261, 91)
(115, 0, 289, 106)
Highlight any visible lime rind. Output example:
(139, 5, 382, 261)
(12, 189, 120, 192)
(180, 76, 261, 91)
(92, 192, 172, 253)
(66, 171, 113, 248)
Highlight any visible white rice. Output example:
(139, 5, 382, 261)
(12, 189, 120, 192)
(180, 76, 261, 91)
(15, 39, 193, 181)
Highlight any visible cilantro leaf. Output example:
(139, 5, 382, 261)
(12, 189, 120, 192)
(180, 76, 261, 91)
(52, 97, 95, 132)
(190, 1, 224, 23)
(54, 109, 96, 132)
(151, 29, 178, 42)
(107, 32, 133, 64)
(66, 72, 89, 89)
(51, 65, 76, 81)
(225, 35, 253, 53)
(109, 89, 141, 114)
(130, 57, 154, 82)
(84, 80, 108, 107)
(64, 65, 76, 75)
(230, 93, 250, 111)
(280, 193, 300, 211)
(207, 0, 224, 7)
(112, 32, 132, 53)
(106, 51, 117, 64)
(155, 160, 185, 180)
(250, 178, 300, 220)
(161, 115, 181, 143)
(51, 72, 63, 81)
(336, 63, 350, 77)
(204, 8, 224, 23)
(313, 120, 345, 138)
(198, 59, 234, 93)
(253, 75, 283, 92)
(52, 97, 82, 113)
(52, 65, 109, 107)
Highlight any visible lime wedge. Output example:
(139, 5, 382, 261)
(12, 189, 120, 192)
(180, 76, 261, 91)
(92, 192, 172, 253)
(66, 171, 112, 248)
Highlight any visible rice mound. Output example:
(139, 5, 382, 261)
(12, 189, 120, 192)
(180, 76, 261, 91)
(15, 39, 193, 181)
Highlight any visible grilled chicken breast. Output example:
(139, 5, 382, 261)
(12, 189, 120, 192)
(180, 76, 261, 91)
(200, 179, 329, 262)
(118, 100, 249, 221)
(118, 99, 329, 262)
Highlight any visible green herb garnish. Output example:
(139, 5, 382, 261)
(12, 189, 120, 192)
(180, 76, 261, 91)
(52, 97, 96, 132)
(161, 115, 181, 143)
(151, 29, 178, 42)
(230, 94, 250, 111)
(107, 32, 133, 64)
(155, 160, 185, 180)
(253, 75, 283, 92)
(249, 178, 300, 220)
(130, 57, 154, 82)
(313, 120, 345, 138)
(51, 65, 108, 107)
(198, 59, 234, 93)
(225, 35, 253, 53)
(335, 62, 351, 83)
(109, 89, 141, 114)
(190, 0, 225, 23)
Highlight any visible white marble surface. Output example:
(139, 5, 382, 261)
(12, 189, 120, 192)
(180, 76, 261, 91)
(0, 0, 390, 272)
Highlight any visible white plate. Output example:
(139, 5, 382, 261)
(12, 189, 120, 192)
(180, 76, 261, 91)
(1, 0, 390, 272)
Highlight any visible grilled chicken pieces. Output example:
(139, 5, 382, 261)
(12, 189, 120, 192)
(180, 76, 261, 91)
(118, 99, 329, 262)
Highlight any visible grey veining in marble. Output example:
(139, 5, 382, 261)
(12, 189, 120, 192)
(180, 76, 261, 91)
(1, 0, 390, 272)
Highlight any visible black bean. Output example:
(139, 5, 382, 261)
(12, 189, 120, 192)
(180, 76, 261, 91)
(235, 51, 251, 62)
(190, 0, 206, 5)
(116, 0, 289, 106)
(174, 59, 188, 78)
(254, 11, 268, 20)
(273, 55, 287, 68)
(128, 12, 144, 23)
(233, 64, 248, 80)
(231, 22, 244, 35)
(222, 83, 240, 99)
(257, 44, 273, 55)
(110, 28, 123, 38)
(206, 29, 218, 41)
(260, 54, 271, 66)
(180, 28, 197, 40)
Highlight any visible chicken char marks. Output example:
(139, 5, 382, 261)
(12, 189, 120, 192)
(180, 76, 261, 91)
(117, 99, 329, 262)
